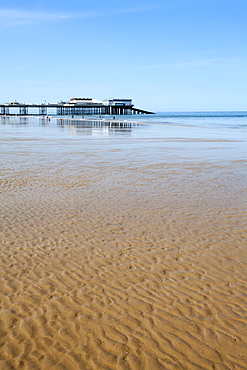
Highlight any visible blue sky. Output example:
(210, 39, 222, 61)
(0, 0, 246, 111)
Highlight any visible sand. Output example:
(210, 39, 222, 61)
(0, 118, 247, 369)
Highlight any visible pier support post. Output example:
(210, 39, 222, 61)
(39, 106, 47, 115)
(1, 106, 9, 115)
(20, 106, 28, 115)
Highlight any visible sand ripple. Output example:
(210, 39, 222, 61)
(1, 141, 247, 369)
(1, 218, 246, 369)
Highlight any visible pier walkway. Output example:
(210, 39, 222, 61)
(0, 103, 154, 116)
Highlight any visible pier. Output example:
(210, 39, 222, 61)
(0, 98, 154, 116)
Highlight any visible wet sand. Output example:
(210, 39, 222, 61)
(0, 117, 247, 369)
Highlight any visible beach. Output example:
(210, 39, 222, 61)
(0, 115, 247, 369)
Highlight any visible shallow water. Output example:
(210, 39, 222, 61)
(1, 113, 246, 161)
(0, 114, 247, 369)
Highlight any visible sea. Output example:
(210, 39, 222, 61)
(124, 111, 247, 128)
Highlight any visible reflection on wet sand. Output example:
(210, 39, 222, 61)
(1, 115, 140, 135)
(56, 118, 135, 135)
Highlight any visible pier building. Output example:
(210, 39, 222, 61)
(69, 98, 103, 105)
(103, 98, 133, 106)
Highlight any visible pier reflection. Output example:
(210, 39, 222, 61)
(0, 116, 28, 125)
(39, 117, 50, 125)
(56, 118, 137, 135)
(0, 116, 143, 136)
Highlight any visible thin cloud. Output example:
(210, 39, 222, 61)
(82, 5, 157, 18)
(132, 58, 226, 71)
(0, 6, 156, 27)
(0, 9, 70, 27)
(168, 58, 225, 67)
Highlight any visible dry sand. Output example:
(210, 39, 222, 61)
(0, 120, 247, 369)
